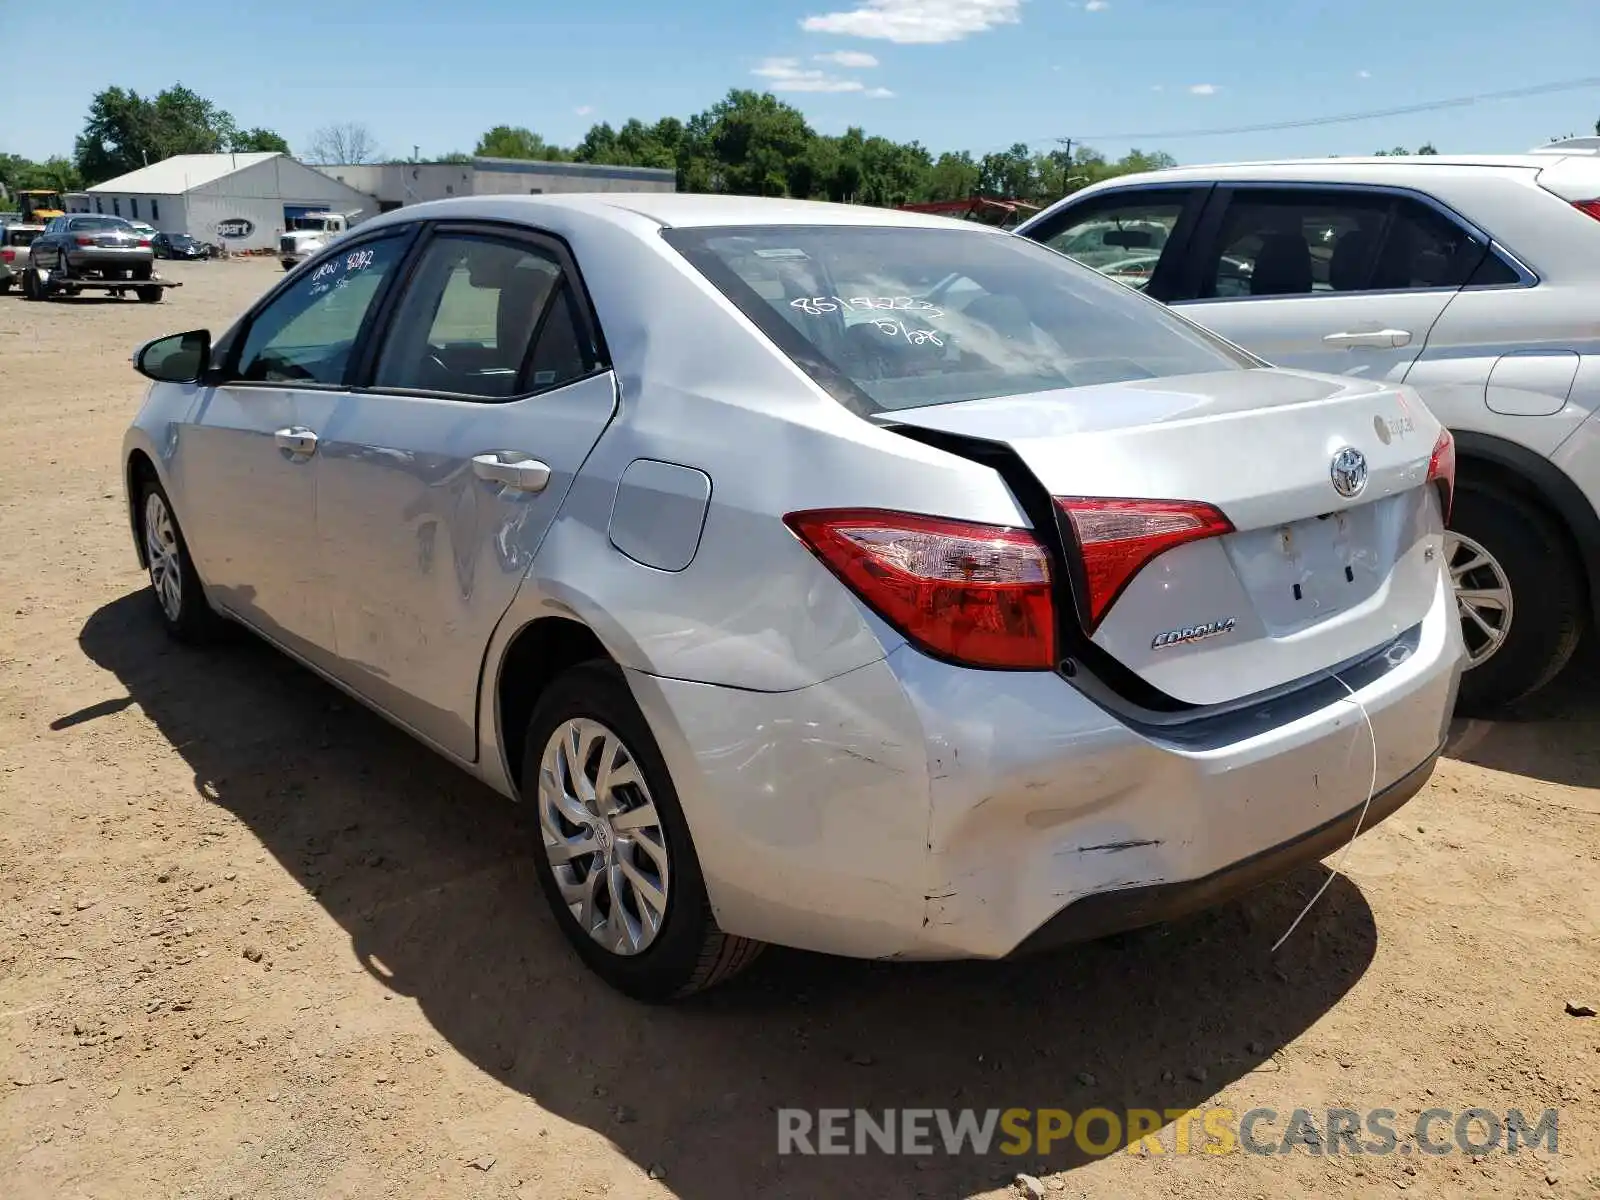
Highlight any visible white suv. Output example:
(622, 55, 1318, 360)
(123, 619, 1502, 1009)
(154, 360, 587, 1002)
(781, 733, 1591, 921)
(1018, 139, 1600, 714)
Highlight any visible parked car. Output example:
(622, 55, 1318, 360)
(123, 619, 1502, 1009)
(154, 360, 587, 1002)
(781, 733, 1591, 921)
(1017, 141, 1600, 714)
(128, 221, 159, 242)
(30, 214, 153, 282)
(0, 223, 44, 292)
(123, 194, 1463, 1000)
(152, 232, 209, 260)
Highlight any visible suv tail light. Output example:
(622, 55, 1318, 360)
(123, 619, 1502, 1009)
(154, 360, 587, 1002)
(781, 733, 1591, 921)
(1056, 498, 1234, 632)
(1427, 426, 1456, 521)
(0, 249, 12, 264)
(1573, 199, 1600, 223)
(784, 509, 1057, 669)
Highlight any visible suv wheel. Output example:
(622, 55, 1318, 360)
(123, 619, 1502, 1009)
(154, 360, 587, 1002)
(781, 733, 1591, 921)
(1450, 484, 1587, 715)
(523, 662, 763, 1001)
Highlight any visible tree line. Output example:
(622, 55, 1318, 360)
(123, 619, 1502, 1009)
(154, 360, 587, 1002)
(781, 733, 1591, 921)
(9, 82, 1589, 211)
(0, 82, 1174, 208)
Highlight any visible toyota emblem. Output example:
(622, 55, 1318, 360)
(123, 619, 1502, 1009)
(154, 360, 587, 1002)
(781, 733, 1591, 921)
(1330, 447, 1368, 499)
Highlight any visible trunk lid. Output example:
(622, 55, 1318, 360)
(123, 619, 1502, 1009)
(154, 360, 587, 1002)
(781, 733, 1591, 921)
(882, 368, 1446, 705)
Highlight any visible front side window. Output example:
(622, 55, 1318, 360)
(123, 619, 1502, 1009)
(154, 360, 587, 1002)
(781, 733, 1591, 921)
(666, 224, 1253, 413)
(1035, 198, 1187, 293)
(233, 237, 407, 385)
(1200, 189, 1492, 299)
(371, 233, 593, 399)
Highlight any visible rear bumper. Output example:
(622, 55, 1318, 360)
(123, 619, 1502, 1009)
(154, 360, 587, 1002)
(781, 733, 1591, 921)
(66, 247, 152, 272)
(1011, 743, 1440, 954)
(627, 568, 1463, 961)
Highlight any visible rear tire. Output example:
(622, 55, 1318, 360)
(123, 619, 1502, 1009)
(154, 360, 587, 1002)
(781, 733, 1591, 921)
(136, 285, 163, 303)
(137, 478, 226, 643)
(0, 278, 11, 294)
(21, 268, 41, 301)
(522, 661, 763, 1002)
(1450, 483, 1587, 715)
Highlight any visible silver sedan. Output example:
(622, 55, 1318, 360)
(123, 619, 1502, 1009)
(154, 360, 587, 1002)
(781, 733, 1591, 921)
(123, 194, 1464, 1000)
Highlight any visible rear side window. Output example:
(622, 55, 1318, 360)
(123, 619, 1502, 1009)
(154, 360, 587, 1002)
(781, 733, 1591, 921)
(370, 233, 593, 399)
(1201, 189, 1492, 298)
(665, 224, 1254, 414)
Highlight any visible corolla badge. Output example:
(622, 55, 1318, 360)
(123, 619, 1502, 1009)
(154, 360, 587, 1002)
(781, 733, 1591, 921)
(1152, 617, 1236, 650)
(1330, 446, 1368, 499)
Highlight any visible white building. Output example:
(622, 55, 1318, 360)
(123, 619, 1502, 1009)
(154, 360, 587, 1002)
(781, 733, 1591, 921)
(317, 157, 676, 211)
(83, 153, 376, 253)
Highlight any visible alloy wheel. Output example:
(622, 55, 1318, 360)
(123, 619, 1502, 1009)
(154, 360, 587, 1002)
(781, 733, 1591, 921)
(1444, 530, 1513, 669)
(538, 717, 670, 956)
(144, 492, 183, 621)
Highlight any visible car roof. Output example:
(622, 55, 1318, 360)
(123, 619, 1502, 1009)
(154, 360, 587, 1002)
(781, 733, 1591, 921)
(381, 192, 982, 232)
(1082, 153, 1581, 189)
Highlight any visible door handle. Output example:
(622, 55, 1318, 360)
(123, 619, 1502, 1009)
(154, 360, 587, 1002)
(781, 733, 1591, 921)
(472, 452, 551, 494)
(274, 426, 319, 456)
(1323, 329, 1412, 349)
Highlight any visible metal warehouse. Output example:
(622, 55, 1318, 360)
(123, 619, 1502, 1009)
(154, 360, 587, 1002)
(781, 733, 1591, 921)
(315, 157, 676, 211)
(80, 153, 375, 253)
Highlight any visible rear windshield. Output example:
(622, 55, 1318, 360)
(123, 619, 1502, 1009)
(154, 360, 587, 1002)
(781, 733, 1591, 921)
(663, 224, 1255, 413)
(6, 228, 39, 247)
(69, 217, 131, 231)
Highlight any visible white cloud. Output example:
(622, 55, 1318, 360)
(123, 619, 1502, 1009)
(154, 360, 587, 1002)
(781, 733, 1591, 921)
(814, 50, 880, 67)
(866, 86, 896, 98)
(574, 105, 594, 116)
(1151, 83, 1164, 91)
(801, 0, 1021, 44)
(752, 56, 871, 93)
(1085, 0, 1109, 10)
(1188, 83, 1218, 95)
(1357, 69, 1371, 79)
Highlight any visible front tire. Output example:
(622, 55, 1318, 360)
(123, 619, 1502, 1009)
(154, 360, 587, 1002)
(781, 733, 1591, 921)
(138, 479, 225, 643)
(1450, 483, 1587, 715)
(522, 662, 763, 1001)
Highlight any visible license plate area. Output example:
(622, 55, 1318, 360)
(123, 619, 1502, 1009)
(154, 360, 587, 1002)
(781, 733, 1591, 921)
(1225, 499, 1392, 636)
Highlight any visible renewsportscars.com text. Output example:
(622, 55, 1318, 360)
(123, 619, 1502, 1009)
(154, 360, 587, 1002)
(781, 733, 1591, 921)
(777, 1106, 1560, 1158)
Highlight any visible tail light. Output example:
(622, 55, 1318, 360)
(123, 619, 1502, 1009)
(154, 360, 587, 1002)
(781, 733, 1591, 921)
(784, 509, 1057, 669)
(75, 235, 95, 246)
(137, 238, 151, 248)
(1573, 199, 1600, 222)
(0, 249, 12, 264)
(1427, 427, 1456, 521)
(1056, 498, 1234, 632)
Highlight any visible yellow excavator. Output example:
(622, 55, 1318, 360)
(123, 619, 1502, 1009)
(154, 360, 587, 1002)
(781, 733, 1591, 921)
(16, 190, 66, 224)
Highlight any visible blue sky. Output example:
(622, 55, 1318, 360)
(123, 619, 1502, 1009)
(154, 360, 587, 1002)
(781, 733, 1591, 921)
(3, 0, 1597, 167)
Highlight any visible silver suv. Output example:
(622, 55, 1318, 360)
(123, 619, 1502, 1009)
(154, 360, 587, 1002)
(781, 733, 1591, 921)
(1019, 139, 1600, 713)
(0, 223, 44, 292)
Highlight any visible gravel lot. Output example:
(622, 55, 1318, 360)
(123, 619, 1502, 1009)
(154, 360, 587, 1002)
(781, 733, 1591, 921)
(1, 257, 1597, 1199)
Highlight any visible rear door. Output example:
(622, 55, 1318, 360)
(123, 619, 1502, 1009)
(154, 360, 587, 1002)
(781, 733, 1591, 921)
(311, 221, 617, 761)
(1022, 184, 1211, 301)
(1170, 185, 1488, 379)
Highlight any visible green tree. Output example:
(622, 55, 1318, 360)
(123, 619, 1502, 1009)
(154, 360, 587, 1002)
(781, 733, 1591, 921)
(231, 128, 290, 154)
(1, 153, 83, 195)
(475, 125, 565, 161)
(72, 84, 280, 183)
(694, 90, 815, 196)
(924, 150, 980, 202)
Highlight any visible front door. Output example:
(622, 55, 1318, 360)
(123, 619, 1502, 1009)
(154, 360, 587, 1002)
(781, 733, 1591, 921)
(312, 224, 617, 760)
(173, 228, 412, 666)
(1170, 186, 1481, 381)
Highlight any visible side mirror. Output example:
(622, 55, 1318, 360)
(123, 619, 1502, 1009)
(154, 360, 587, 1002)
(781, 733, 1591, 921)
(134, 330, 211, 384)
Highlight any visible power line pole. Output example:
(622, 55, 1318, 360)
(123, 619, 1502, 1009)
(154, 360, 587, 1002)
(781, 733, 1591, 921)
(1055, 137, 1073, 198)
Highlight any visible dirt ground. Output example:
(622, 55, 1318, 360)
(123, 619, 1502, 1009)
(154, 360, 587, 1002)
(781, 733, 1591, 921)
(1, 256, 1597, 1200)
